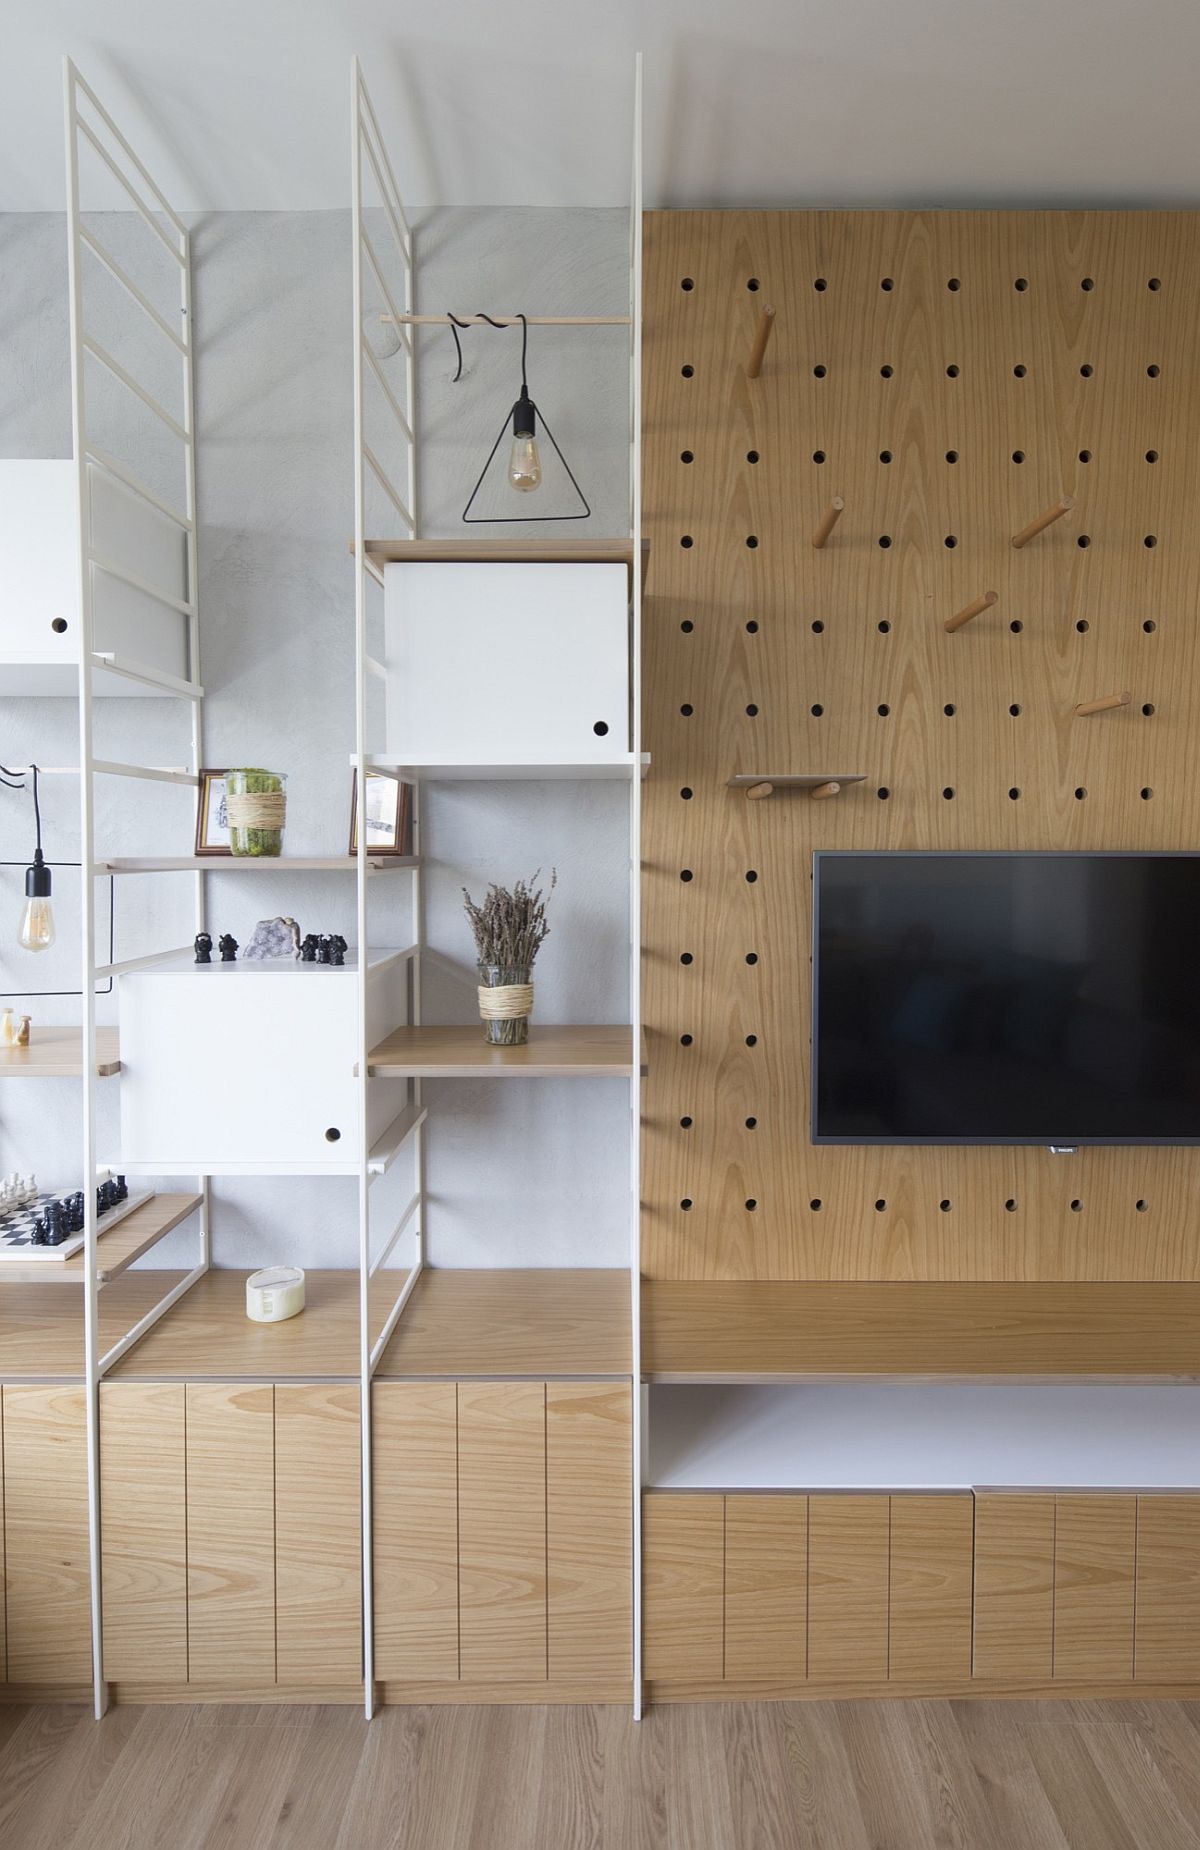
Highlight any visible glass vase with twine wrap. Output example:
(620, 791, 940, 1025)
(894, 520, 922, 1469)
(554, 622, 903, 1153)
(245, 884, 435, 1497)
(225, 769, 287, 858)
(463, 871, 555, 1046)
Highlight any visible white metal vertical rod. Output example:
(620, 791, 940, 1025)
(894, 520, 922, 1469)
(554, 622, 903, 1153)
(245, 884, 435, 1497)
(628, 49, 645, 1724)
(351, 56, 375, 1724)
(64, 56, 107, 1722)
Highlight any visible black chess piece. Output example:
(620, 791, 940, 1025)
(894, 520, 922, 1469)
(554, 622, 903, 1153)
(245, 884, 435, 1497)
(67, 1194, 84, 1233)
(98, 1180, 115, 1215)
(300, 934, 319, 963)
(46, 1199, 66, 1246)
(194, 931, 213, 964)
(31, 1215, 48, 1246)
(218, 933, 239, 962)
(331, 934, 348, 967)
(115, 1174, 128, 1202)
(318, 934, 333, 965)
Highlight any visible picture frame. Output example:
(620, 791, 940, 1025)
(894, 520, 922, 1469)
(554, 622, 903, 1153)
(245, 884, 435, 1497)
(194, 769, 232, 856)
(349, 770, 412, 857)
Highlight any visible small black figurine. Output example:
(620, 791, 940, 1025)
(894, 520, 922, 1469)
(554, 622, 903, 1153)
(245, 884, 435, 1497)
(31, 1214, 48, 1246)
(194, 931, 213, 965)
(330, 934, 348, 966)
(45, 1199, 66, 1246)
(317, 934, 333, 965)
(115, 1174, 128, 1202)
(300, 934, 320, 963)
(218, 933, 239, 962)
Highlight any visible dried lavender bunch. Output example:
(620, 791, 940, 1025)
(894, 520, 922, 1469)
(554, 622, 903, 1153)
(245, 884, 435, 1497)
(462, 869, 556, 971)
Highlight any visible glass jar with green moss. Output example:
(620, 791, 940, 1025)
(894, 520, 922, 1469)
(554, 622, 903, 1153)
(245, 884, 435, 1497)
(225, 769, 287, 857)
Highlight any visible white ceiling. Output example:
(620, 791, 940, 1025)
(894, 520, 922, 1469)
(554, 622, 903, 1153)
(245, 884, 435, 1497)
(4, 0, 1200, 213)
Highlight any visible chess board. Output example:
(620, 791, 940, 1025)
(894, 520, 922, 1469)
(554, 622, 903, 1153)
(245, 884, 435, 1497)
(0, 1188, 152, 1263)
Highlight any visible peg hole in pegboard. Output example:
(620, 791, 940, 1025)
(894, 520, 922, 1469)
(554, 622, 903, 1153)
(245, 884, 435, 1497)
(1148, 364, 1161, 377)
(945, 450, 959, 464)
(881, 277, 894, 291)
(878, 535, 892, 549)
(811, 703, 825, 717)
(1009, 703, 1022, 716)
(745, 869, 759, 883)
(1148, 276, 1162, 290)
(1078, 449, 1092, 463)
(880, 364, 894, 378)
(745, 1116, 758, 1130)
(680, 619, 694, 633)
(1009, 786, 1022, 800)
(1075, 787, 1087, 801)
(1010, 619, 1024, 633)
(1144, 534, 1158, 548)
(1012, 450, 1025, 464)
(745, 952, 759, 965)
(947, 277, 961, 292)
(875, 1198, 888, 1211)
(940, 1198, 953, 1210)
(814, 277, 827, 292)
(745, 1198, 758, 1211)
(680, 1198, 693, 1211)
(1077, 535, 1091, 548)
(1076, 619, 1089, 632)
(680, 450, 694, 464)
(880, 449, 893, 464)
(1137, 1197, 1149, 1210)
(679, 1115, 693, 1129)
(679, 866, 693, 879)
(944, 535, 958, 549)
(746, 619, 759, 633)
(1146, 449, 1159, 463)
(877, 703, 890, 717)
(679, 952, 693, 965)
(878, 619, 892, 633)
(681, 277, 694, 290)
(747, 450, 760, 464)
(1142, 703, 1156, 716)
(747, 277, 760, 291)
(1071, 1198, 1084, 1211)
(946, 364, 960, 377)
(943, 787, 955, 800)
(745, 1033, 758, 1047)
(944, 703, 956, 717)
(680, 534, 694, 549)
(812, 449, 826, 464)
(1013, 363, 1027, 378)
(745, 704, 759, 717)
(1143, 619, 1157, 632)
(681, 364, 694, 377)
(812, 619, 825, 634)
(1081, 276, 1095, 291)
(813, 364, 827, 378)
(1014, 277, 1029, 291)
(679, 1033, 693, 1046)
(680, 787, 693, 801)
(679, 702, 694, 716)
(810, 1197, 823, 1210)
(746, 535, 759, 549)
(1080, 363, 1094, 377)
(1141, 786, 1154, 800)
(1005, 1198, 1018, 1212)
(877, 786, 891, 800)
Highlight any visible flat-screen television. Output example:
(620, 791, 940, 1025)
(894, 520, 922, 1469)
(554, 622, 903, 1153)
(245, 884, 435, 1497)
(812, 853, 1200, 1145)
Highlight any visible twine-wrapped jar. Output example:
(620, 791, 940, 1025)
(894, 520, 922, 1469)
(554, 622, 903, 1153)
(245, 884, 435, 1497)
(477, 964, 533, 1046)
(225, 769, 287, 857)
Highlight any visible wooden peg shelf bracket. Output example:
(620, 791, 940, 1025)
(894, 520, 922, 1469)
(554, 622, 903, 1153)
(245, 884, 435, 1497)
(747, 306, 776, 379)
(1074, 691, 1132, 717)
(1012, 495, 1075, 549)
(945, 590, 999, 634)
(745, 781, 775, 800)
(728, 773, 866, 799)
(812, 498, 845, 550)
(810, 781, 841, 800)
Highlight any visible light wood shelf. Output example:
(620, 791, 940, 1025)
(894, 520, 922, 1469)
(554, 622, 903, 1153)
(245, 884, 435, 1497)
(360, 536, 649, 594)
(107, 1269, 370, 1381)
(375, 1268, 631, 1378)
(0, 1026, 120, 1078)
(100, 856, 417, 874)
(726, 773, 866, 792)
(367, 1023, 640, 1078)
(641, 1281, 1200, 1383)
(358, 755, 649, 783)
(0, 1192, 202, 1285)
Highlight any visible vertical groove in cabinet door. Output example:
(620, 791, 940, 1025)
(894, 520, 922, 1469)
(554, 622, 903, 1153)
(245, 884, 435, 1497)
(275, 1384, 361, 1687)
(724, 1494, 808, 1682)
(973, 1493, 1055, 1681)
(1135, 1494, 1200, 1682)
(185, 1383, 275, 1687)
(1053, 1494, 1135, 1682)
(373, 1382, 459, 1683)
(2, 1385, 90, 1684)
(642, 1492, 724, 1683)
(808, 1495, 890, 1683)
(546, 1383, 632, 1684)
(100, 1382, 187, 1683)
(457, 1382, 547, 1683)
(889, 1494, 974, 1683)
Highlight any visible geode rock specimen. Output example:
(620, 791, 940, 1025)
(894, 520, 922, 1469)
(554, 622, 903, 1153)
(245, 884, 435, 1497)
(242, 916, 302, 960)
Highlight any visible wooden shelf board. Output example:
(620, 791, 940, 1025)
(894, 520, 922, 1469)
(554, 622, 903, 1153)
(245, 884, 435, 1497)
(360, 535, 649, 593)
(101, 856, 415, 874)
(726, 773, 866, 790)
(0, 1193, 202, 1285)
(0, 1026, 120, 1078)
(641, 1280, 1200, 1383)
(359, 755, 648, 783)
(375, 1268, 631, 1378)
(367, 1023, 639, 1078)
(108, 1269, 372, 1381)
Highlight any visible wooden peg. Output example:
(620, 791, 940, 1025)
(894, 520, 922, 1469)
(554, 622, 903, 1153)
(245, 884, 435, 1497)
(810, 781, 841, 800)
(747, 306, 776, 379)
(1012, 495, 1075, 549)
(944, 590, 999, 634)
(812, 498, 845, 550)
(1074, 691, 1131, 717)
(745, 781, 775, 799)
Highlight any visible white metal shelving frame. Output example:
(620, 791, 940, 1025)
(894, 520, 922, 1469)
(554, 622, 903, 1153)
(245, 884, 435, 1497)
(62, 57, 211, 1718)
(349, 53, 644, 1720)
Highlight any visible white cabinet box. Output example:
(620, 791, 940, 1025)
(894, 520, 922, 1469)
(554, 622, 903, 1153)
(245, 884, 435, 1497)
(118, 951, 410, 1174)
(0, 459, 189, 694)
(383, 561, 629, 766)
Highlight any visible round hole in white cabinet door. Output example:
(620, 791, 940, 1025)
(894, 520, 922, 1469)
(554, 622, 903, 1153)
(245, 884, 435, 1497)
(325, 1127, 342, 1143)
(51, 618, 68, 634)
(593, 720, 609, 736)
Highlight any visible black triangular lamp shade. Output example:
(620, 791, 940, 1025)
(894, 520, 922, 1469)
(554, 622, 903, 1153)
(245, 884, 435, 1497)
(461, 314, 590, 524)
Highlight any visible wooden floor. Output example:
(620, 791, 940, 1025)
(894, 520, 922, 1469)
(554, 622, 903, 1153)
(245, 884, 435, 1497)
(3, 1700, 1200, 1849)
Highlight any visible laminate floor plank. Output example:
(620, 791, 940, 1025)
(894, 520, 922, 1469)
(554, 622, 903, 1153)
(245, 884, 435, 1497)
(3, 1700, 1200, 1849)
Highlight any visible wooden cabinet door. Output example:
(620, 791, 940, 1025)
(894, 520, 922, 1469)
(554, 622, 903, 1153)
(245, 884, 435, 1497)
(724, 1494, 808, 1682)
(546, 1383, 631, 1685)
(1054, 1494, 1135, 1683)
(457, 1382, 547, 1682)
(808, 1495, 889, 1682)
(185, 1383, 275, 1686)
(275, 1384, 360, 1687)
(642, 1492, 724, 1683)
(373, 1382, 459, 1683)
(973, 1493, 1055, 1681)
(890, 1494, 974, 1683)
(100, 1382, 187, 1683)
(1135, 1494, 1200, 1682)
(3, 1385, 90, 1685)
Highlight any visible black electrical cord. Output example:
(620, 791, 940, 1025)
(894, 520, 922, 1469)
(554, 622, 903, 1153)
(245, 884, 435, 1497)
(446, 310, 523, 384)
(0, 764, 116, 997)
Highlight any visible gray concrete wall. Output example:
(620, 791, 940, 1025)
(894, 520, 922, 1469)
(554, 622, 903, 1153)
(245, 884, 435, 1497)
(0, 207, 630, 1270)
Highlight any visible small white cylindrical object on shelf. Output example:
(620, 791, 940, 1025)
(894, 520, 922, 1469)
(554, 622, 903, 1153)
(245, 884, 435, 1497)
(245, 1265, 306, 1323)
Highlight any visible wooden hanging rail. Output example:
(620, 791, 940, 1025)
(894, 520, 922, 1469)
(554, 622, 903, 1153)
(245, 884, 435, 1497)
(1075, 691, 1132, 717)
(747, 306, 776, 378)
(944, 590, 998, 634)
(1012, 495, 1075, 549)
(812, 498, 845, 549)
(729, 773, 866, 799)
(380, 314, 630, 326)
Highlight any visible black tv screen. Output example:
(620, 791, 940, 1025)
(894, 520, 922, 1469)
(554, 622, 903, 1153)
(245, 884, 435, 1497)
(812, 853, 1200, 1145)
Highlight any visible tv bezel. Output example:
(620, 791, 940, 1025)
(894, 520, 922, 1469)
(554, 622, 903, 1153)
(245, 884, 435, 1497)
(810, 849, 1200, 1148)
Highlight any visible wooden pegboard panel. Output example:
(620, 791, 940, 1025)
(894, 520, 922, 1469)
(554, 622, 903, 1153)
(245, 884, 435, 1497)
(641, 210, 1200, 1281)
